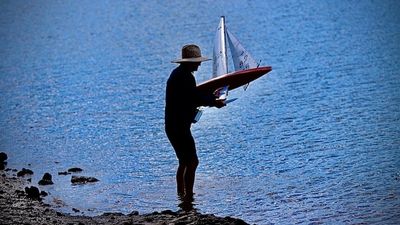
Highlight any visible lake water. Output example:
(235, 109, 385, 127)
(1, 0, 400, 224)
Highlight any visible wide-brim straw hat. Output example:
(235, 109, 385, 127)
(171, 44, 210, 63)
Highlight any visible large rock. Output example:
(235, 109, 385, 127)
(38, 173, 54, 185)
(0, 162, 6, 170)
(17, 168, 34, 177)
(25, 186, 41, 201)
(68, 167, 83, 173)
(71, 175, 99, 184)
(0, 152, 7, 162)
(0, 152, 8, 170)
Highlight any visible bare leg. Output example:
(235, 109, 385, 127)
(184, 156, 199, 198)
(176, 164, 185, 196)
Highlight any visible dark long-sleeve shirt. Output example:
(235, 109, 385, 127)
(165, 65, 216, 129)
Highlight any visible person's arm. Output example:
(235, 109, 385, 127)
(190, 84, 225, 108)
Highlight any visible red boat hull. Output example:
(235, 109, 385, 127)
(197, 66, 272, 93)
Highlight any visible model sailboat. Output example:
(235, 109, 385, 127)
(197, 16, 272, 95)
(194, 16, 272, 123)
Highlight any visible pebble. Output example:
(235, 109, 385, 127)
(58, 171, 71, 175)
(128, 211, 139, 216)
(161, 210, 177, 216)
(72, 208, 80, 213)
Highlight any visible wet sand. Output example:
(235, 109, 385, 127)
(0, 165, 249, 225)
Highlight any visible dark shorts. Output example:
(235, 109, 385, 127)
(165, 125, 197, 165)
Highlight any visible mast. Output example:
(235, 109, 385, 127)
(220, 16, 228, 74)
(212, 16, 228, 77)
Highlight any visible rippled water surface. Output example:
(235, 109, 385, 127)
(1, 0, 400, 224)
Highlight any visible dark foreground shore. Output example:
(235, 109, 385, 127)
(0, 156, 249, 225)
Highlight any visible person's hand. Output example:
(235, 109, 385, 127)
(213, 87, 224, 97)
(215, 99, 226, 108)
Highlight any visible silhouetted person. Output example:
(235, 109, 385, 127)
(165, 44, 225, 202)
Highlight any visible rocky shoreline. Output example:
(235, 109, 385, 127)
(0, 152, 250, 225)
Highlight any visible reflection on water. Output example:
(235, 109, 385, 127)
(1, 0, 399, 224)
(178, 194, 196, 212)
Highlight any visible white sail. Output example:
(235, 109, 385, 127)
(212, 16, 228, 77)
(226, 29, 258, 71)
